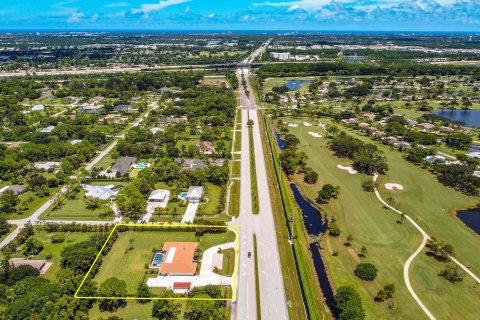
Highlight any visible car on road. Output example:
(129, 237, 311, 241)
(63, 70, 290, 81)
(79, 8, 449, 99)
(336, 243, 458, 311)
(248, 251, 252, 258)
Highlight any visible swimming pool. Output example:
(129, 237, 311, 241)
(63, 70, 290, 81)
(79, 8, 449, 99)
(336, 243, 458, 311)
(180, 192, 188, 199)
(135, 162, 148, 169)
(151, 251, 165, 268)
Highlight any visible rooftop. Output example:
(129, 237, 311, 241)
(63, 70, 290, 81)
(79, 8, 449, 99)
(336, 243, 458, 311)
(159, 242, 198, 275)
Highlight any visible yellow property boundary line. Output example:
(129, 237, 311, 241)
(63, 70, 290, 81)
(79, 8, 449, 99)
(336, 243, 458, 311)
(74, 223, 239, 301)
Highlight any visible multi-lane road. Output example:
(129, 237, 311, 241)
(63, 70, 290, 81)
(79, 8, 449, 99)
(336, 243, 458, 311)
(230, 39, 289, 320)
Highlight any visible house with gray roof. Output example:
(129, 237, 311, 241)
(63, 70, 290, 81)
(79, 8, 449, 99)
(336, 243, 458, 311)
(111, 156, 137, 176)
(82, 184, 120, 200)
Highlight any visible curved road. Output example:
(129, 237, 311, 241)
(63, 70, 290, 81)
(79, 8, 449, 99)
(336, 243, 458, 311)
(373, 174, 480, 320)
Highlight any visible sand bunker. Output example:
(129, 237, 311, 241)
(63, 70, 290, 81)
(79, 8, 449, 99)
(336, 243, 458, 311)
(288, 123, 299, 127)
(385, 183, 404, 191)
(337, 164, 358, 174)
(304, 122, 313, 127)
(308, 132, 322, 138)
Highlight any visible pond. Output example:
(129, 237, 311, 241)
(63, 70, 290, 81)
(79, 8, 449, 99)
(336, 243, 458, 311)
(274, 129, 286, 151)
(284, 79, 312, 91)
(457, 210, 480, 235)
(433, 110, 480, 128)
(290, 184, 334, 309)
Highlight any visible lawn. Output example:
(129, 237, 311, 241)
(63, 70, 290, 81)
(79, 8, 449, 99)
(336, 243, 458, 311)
(281, 117, 480, 319)
(93, 152, 114, 170)
(89, 302, 155, 320)
(1, 187, 60, 220)
(216, 248, 235, 277)
(16, 231, 96, 281)
(45, 187, 114, 221)
(198, 183, 223, 215)
(93, 229, 236, 294)
(228, 180, 240, 217)
(231, 161, 240, 177)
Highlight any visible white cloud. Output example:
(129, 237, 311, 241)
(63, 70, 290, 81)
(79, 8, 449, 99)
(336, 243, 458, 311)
(105, 2, 130, 8)
(207, 13, 216, 18)
(132, 0, 191, 17)
(90, 13, 99, 22)
(185, 6, 191, 13)
(67, 12, 83, 23)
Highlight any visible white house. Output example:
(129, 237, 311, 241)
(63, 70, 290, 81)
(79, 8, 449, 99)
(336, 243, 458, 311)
(186, 186, 204, 203)
(82, 184, 121, 200)
(34, 161, 61, 171)
(40, 126, 55, 133)
(147, 189, 170, 210)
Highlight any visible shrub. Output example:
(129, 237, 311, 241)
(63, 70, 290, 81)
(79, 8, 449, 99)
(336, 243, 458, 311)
(334, 286, 365, 320)
(354, 263, 378, 281)
(50, 234, 65, 243)
(304, 168, 319, 184)
(9, 265, 40, 283)
(439, 264, 464, 283)
(361, 180, 376, 192)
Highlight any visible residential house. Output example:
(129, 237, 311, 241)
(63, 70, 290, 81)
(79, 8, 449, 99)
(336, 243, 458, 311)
(31, 104, 45, 111)
(176, 159, 208, 170)
(424, 155, 446, 164)
(111, 156, 137, 176)
(0, 185, 26, 196)
(79, 104, 103, 114)
(186, 186, 204, 203)
(39, 125, 55, 134)
(418, 123, 435, 131)
(114, 104, 132, 113)
(82, 184, 122, 200)
(197, 141, 215, 155)
(70, 139, 83, 145)
(9, 258, 51, 274)
(34, 161, 61, 171)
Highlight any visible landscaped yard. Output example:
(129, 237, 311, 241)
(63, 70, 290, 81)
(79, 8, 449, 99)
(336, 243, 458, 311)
(198, 183, 223, 215)
(280, 117, 480, 320)
(13, 231, 97, 280)
(45, 187, 114, 221)
(93, 229, 236, 294)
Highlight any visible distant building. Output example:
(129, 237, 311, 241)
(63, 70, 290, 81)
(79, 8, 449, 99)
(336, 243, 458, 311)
(39, 125, 55, 133)
(425, 155, 446, 164)
(270, 52, 291, 60)
(70, 139, 83, 145)
(186, 186, 204, 203)
(114, 104, 132, 113)
(79, 104, 103, 114)
(176, 158, 208, 170)
(111, 156, 137, 176)
(34, 161, 61, 171)
(31, 104, 45, 111)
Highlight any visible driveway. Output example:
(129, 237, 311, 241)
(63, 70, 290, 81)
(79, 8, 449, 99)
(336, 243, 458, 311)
(181, 203, 198, 224)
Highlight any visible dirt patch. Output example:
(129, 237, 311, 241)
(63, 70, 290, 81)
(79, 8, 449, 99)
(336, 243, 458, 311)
(347, 248, 361, 263)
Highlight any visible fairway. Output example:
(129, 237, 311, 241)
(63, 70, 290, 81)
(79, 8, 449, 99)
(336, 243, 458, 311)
(93, 229, 236, 294)
(279, 117, 480, 319)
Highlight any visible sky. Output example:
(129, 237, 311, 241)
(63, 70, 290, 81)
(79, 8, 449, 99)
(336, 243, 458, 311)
(0, 0, 479, 31)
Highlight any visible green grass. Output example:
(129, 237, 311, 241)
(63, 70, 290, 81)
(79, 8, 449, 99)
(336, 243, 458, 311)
(234, 130, 242, 152)
(89, 302, 155, 320)
(249, 124, 259, 214)
(216, 248, 235, 277)
(1, 187, 60, 220)
(253, 234, 261, 320)
(282, 116, 480, 319)
(16, 231, 96, 281)
(94, 230, 236, 294)
(93, 152, 114, 170)
(231, 161, 240, 177)
(45, 188, 114, 221)
(228, 180, 240, 217)
(262, 114, 328, 320)
(198, 183, 222, 215)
